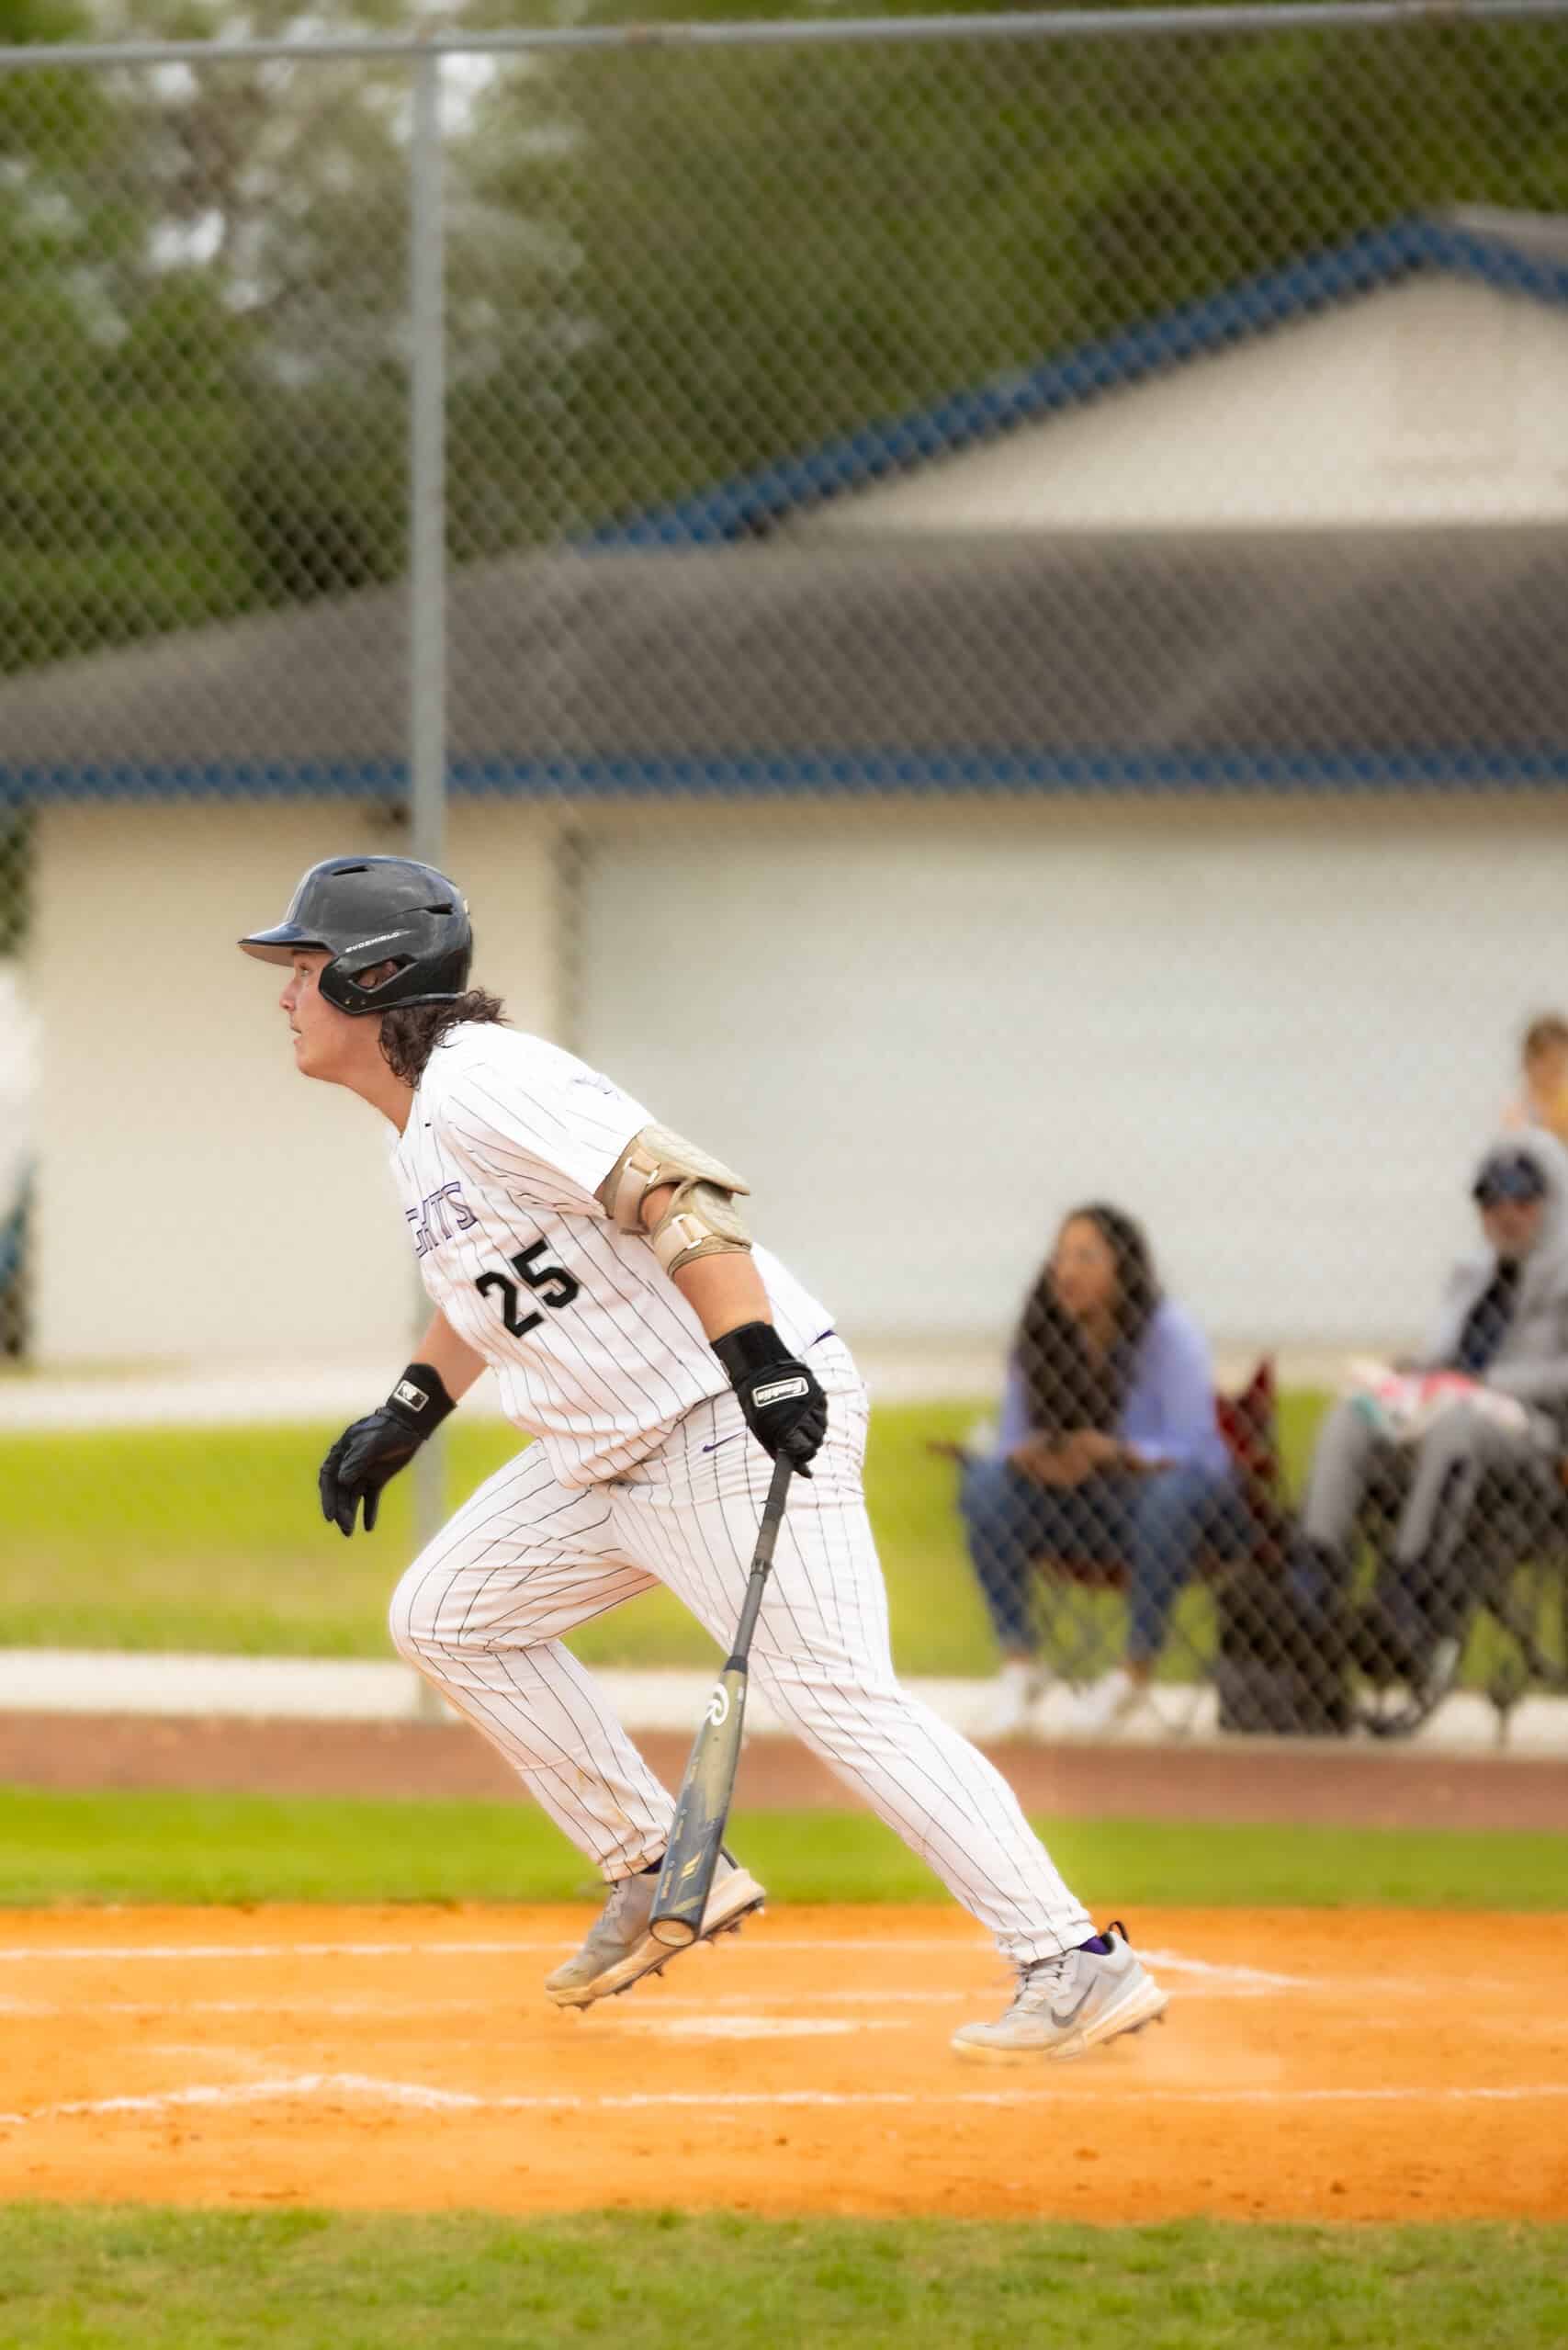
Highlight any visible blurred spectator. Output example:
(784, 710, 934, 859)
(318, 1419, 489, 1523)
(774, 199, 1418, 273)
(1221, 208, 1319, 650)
(960, 1204, 1243, 1739)
(1503, 1012, 1568, 1150)
(1294, 1132, 1568, 1686)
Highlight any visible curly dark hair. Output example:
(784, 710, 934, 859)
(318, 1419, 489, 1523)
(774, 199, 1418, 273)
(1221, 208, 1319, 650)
(1015, 1202, 1163, 1434)
(378, 989, 509, 1087)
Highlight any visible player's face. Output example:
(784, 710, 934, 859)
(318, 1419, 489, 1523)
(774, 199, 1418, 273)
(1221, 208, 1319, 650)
(279, 950, 355, 1083)
(1527, 1042, 1568, 1100)
(1481, 1196, 1544, 1261)
(1050, 1217, 1119, 1323)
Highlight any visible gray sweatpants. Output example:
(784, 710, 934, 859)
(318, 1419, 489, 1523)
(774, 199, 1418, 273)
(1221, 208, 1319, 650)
(1303, 1394, 1557, 1575)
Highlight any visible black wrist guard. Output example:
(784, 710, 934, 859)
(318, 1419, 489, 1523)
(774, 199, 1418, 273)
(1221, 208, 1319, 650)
(711, 1321, 794, 1384)
(386, 1361, 457, 1437)
(712, 1321, 829, 1476)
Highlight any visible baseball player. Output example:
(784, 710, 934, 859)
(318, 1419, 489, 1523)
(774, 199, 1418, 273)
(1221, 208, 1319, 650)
(240, 854, 1168, 2060)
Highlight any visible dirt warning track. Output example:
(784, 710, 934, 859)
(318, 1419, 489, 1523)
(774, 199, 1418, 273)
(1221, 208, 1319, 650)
(0, 1904, 1563, 2224)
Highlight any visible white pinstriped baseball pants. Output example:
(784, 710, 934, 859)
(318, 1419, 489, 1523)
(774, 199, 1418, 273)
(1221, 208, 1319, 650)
(389, 1341, 1092, 1965)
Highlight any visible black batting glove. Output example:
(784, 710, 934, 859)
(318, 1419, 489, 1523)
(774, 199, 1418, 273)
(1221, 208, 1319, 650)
(319, 1362, 456, 1537)
(712, 1321, 828, 1477)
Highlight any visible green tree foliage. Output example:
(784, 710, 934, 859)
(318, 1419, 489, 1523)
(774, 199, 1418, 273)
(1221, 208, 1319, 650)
(4, 0, 1568, 672)
(0, 1, 418, 672)
(0, 0, 235, 670)
(494, 0, 1568, 531)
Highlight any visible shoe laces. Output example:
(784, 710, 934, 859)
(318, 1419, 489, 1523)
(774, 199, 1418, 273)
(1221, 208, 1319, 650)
(583, 1872, 649, 1951)
(1010, 1951, 1073, 2014)
(1012, 1920, 1125, 2012)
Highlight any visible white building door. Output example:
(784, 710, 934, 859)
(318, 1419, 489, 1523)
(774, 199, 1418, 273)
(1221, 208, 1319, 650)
(577, 797, 1568, 1361)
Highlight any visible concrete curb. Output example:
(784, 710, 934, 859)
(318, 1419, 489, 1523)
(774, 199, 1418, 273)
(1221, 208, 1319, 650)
(0, 1350, 1357, 1433)
(0, 1648, 1560, 1756)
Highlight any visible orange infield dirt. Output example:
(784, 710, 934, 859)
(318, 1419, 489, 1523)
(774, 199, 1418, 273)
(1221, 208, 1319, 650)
(0, 1904, 1564, 2225)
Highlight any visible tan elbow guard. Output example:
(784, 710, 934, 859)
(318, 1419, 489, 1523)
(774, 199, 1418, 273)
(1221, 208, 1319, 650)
(598, 1124, 753, 1277)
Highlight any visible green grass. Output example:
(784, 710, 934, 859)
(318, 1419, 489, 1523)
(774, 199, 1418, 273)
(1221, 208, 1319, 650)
(4, 1786, 1565, 1911)
(0, 1395, 1330, 1672)
(4, 1796, 1562, 2347)
(2, 2208, 1564, 2349)
(0, 1400, 1009, 1667)
(6, 1390, 1560, 1691)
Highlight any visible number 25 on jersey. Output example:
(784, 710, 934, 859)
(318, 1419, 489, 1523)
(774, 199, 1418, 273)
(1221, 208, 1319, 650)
(475, 1241, 581, 1339)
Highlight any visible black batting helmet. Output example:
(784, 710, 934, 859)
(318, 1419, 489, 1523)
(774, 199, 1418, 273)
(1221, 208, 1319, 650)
(239, 855, 472, 1015)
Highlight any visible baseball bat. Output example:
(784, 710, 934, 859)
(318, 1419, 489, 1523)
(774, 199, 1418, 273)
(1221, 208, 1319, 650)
(649, 1452, 794, 1949)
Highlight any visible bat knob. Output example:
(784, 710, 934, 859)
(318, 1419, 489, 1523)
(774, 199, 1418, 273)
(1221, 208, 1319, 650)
(649, 1916, 698, 1949)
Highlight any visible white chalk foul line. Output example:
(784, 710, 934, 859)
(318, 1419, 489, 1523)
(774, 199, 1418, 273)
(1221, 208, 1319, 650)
(0, 1938, 1011, 1964)
(0, 1994, 953, 2019)
(0, 1938, 1306, 1994)
(3, 2073, 1568, 2131)
(0, 1941, 567, 1964)
(1140, 1950, 1311, 1991)
(0, 1981, 1277, 2021)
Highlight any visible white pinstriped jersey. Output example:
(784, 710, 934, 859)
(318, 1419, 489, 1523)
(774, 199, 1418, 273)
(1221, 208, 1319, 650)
(389, 1022, 832, 1488)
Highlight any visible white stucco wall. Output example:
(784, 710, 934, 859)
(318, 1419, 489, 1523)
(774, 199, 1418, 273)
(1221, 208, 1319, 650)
(0, 965, 33, 1219)
(29, 791, 1568, 1370)
(33, 801, 566, 1367)
(576, 795, 1568, 1360)
(806, 277, 1568, 535)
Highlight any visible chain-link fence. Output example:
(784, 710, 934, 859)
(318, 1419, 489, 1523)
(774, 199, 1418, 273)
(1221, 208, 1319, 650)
(3, 5, 1568, 1745)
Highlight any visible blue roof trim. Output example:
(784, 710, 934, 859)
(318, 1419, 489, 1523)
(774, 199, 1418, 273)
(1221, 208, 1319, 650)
(6, 743, 1568, 805)
(0, 758, 406, 806)
(590, 215, 1568, 548)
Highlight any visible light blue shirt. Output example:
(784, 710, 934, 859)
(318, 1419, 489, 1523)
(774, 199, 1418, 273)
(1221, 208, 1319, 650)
(997, 1297, 1232, 1479)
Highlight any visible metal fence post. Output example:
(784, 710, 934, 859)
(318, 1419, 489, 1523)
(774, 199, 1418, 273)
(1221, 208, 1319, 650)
(408, 46, 449, 1721)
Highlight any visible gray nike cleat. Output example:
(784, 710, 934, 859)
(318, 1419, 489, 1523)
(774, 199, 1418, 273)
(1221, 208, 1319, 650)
(951, 1919, 1168, 2062)
(546, 1857, 766, 2010)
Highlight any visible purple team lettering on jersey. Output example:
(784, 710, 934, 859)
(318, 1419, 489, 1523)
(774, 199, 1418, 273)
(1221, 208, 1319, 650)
(405, 1181, 479, 1260)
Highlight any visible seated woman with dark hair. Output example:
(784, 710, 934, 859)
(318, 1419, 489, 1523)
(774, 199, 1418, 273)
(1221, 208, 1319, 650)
(961, 1203, 1244, 1738)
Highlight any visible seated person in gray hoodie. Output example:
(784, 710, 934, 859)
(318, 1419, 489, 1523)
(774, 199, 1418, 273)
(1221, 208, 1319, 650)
(1297, 1132, 1568, 1684)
